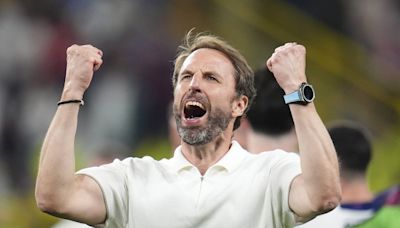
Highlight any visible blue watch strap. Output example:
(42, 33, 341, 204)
(283, 91, 301, 104)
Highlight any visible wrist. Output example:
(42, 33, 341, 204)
(61, 84, 84, 101)
(58, 99, 84, 106)
(283, 82, 315, 105)
(278, 72, 306, 93)
(282, 80, 307, 94)
(283, 84, 300, 95)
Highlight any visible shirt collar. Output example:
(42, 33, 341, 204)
(170, 140, 249, 174)
(171, 145, 194, 173)
(211, 141, 248, 173)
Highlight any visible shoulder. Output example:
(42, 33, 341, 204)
(78, 156, 168, 178)
(118, 156, 171, 174)
(237, 149, 300, 176)
(247, 149, 300, 165)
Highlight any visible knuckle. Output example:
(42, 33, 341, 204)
(83, 44, 96, 50)
(299, 45, 306, 53)
(294, 43, 304, 50)
(66, 45, 75, 54)
(67, 44, 82, 55)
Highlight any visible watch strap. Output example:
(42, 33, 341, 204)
(283, 90, 301, 104)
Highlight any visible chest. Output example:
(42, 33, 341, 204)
(127, 169, 272, 228)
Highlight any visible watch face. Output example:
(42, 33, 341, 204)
(303, 85, 315, 102)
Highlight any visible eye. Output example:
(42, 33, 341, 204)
(180, 74, 192, 81)
(206, 74, 218, 82)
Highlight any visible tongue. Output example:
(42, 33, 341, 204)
(185, 105, 206, 119)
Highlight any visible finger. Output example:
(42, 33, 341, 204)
(93, 57, 103, 71)
(266, 57, 273, 71)
(274, 42, 294, 53)
(274, 45, 284, 53)
(90, 47, 103, 58)
(95, 48, 103, 57)
(90, 47, 103, 71)
(83, 44, 103, 57)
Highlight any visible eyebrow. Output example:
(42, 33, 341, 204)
(179, 69, 223, 81)
(179, 69, 194, 76)
(202, 70, 222, 80)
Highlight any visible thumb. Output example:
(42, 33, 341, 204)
(93, 58, 103, 71)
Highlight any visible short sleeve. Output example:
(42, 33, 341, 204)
(269, 151, 302, 227)
(77, 159, 130, 228)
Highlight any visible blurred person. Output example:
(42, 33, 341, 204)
(35, 32, 341, 227)
(245, 67, 297, 153)
(297, 121, 378, 228)
(353, 184, 400, 228)
(345, 0, 400, 85)
(355, 168, 400, 227)
(0, 79, 31, 196)
(0, 0, 44, 196)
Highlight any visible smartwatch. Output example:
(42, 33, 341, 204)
(283, 82, 315, 105)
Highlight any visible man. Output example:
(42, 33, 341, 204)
(245, 67, 298, 153)
(354, 184, 400, 228)
(35, 32, 341, 227)
(297, 122, 377, 227)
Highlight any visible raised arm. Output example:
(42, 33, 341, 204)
(35, 45, 106, 225)
(267, 43, 341, 221)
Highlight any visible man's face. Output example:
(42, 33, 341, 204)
(173, 48, 239, 145)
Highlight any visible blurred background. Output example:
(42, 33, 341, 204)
(0, 0, 399, 226)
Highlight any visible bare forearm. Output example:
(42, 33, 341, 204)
(35, 45, 106, 224)
(291, 104, 341, 206)
(267, 43, 341, 218)
(36, 104, 80, 208)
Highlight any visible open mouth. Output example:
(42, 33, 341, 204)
(184, 101, 207, 119)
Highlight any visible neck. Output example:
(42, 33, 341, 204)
(341, 177, 374, 204)
(247, 128, 298, 153)
(181, 131, 232, 175)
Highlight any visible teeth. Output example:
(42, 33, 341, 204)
(185, 101, 204, 109)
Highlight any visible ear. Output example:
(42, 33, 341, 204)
(232, 95, 248, 118)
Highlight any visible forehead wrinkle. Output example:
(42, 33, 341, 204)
(181, 49, 235, 78)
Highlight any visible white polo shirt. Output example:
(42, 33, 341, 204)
(78, 141, 301, 228)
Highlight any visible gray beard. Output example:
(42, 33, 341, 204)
(174, 107, 232, 145)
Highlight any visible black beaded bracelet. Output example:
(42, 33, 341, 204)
(57, 99, 84, 106)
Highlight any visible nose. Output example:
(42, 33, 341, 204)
(189, 72, 202, 92)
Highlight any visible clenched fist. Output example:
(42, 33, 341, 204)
(61, 44, 103, 101)
(266, 42, 307, 94)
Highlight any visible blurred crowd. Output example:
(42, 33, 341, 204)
(287, 0, 400, 88)
(0, 0, 178, 197)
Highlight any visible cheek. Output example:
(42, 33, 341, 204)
(213, 94, 235, 112)
(173, 85, 183, 99)
(174, 82, 188, 94)
(173, 88, 184, 107)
